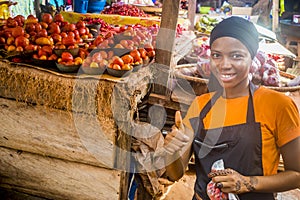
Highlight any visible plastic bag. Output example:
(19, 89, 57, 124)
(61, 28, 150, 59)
(207, 159, 239, 200)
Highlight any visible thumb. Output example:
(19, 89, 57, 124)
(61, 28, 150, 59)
(175, 111, 184, 130)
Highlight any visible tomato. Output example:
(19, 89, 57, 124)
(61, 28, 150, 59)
(48, 54, 58, 60)
(78, 27, 87, 36)
(61, 32, 68, 38)
(39, 22, 48, 29)
(61, 52, 73, 62)
(14, 15, 25, 26)
(54, 14, 64, 22)
(112, 64, 122, 70)
(42, 13, 53, 24)
(134, 57, 143, 65)
(37, 29, 48, 38)
(92, 52, 102, 62)
(52, 33, 62, 43)
(107, 50, 114, 59)
(121, 54, 134, 64)
(122, 64, 133, 70)
(76, 20, 86, 29)
(48, 23, 61, 34)
(25, 23, 36, 33)
(112, 56, 124, 67)
(99, 59, 108, 67)
(38, 49, 47, 57)
(41, 45, 53, 55)
(68, 31, 75, 38)
(35, 23, 42, 32)
(138, 48, 147, 59)
(25, 44, 37, 51)
(15, 36, 29, 48)
(130, 49, 141, 61)
(16, 46, 23, 52)
(74, 57, 83, 65)
(11, 26, 24, 38)
(144, 43, 154, 52)
(147, 50, 155, 58)
(99, 51, 108, 59)
(68, 24, 76, 32)
(62, 35, 76, 46)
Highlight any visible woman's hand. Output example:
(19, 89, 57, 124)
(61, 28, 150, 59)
(161, 111, 189, 155)
(208, 168, 258, 194)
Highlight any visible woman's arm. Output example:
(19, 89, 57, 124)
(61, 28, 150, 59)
(155, 111, 194, 182)
(211, 137, 300, 194)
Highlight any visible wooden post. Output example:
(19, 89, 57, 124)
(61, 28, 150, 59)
(272, 0, 279, 32)
(188, 0, 196, 31)
(155, 0, 181, 67)
(152, 0, 181, 97)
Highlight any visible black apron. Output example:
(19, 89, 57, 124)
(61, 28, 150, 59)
(190, 84, 274, 200)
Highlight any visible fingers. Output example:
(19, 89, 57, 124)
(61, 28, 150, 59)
(175, 111, 184, 130)
(208, 168, 234, 178)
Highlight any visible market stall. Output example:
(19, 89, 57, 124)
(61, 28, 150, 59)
(0, 1, 300, 199)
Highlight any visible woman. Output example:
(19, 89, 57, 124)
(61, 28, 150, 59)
(160, 16, 300, 200)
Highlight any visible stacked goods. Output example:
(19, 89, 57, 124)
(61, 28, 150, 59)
(195, 15, 220, 34)
(0, 11, 189, 77)
(100, 3, 149, 17)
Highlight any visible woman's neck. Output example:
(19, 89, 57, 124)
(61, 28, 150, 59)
(223, 82, 250, 99)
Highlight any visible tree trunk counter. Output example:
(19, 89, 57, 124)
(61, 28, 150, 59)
(0, 60, 154, 199)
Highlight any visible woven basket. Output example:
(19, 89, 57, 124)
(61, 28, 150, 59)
(265, 71, 300, 92)
(175, 63, 209, 84)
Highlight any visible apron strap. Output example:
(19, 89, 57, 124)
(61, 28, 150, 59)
(246, 82, 258, 123)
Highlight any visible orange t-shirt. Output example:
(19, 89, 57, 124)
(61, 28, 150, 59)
(183, 87, 300, 175)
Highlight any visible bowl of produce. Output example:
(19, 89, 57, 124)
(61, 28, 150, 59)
(56, 62, 80, 73)
(53, 48, 80, 57)
(107, 64, 133, 77)
(81, 66, 106, 75)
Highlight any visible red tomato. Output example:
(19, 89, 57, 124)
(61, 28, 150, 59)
(54, 13, 64, 22)
(42, 13, 53, 24)
(61, 52, 73, 62)
(112, 56, 124, 67)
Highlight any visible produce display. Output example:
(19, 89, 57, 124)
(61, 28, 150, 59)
(251, 51, 281, 87)
(194, 15, 220, 34)
(100, 3, 149, 17)
(0, 13, 159, 77)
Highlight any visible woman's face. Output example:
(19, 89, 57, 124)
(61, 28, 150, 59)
(210, 37, 253, 94)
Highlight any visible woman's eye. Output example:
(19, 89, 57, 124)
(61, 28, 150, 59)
(211, 53, 220, 58)
(232, 54, 243, 59)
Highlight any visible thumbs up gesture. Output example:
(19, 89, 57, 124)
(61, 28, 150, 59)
(159, 111, 189, 155)
(175, 110, 184, 131)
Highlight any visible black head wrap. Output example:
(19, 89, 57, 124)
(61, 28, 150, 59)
(209, 16, 259, 59)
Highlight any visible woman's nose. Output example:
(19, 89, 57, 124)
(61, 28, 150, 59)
(218, 57, 231, 69)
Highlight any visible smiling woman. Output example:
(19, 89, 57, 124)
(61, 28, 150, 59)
(161, 16, 300, 200)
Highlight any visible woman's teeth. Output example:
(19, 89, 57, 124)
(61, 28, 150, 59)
(221, 74, 233, 78)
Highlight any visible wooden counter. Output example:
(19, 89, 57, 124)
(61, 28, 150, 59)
(0, 60, 153, 199)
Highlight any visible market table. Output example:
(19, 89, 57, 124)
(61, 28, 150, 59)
(61, 11, 161, 26)
(0, 59, 154, 199)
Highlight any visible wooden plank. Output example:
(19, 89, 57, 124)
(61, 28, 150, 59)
(0, 147, 120, 200)
(155, 0, 181, 67)
(0, 97, 116, 169)
(272, 0, 279, 32)
(188, 0, 197, 30)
